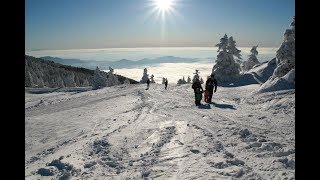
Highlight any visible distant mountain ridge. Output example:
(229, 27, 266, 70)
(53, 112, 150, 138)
(39, 56, 200, 70)
(25, 55, 138, 88)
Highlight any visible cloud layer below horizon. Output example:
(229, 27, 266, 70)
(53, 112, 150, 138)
(26, 47, 277, 62)
(113, 62, 215, 84)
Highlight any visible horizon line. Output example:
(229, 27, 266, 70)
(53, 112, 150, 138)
(26, 46, 279, 52)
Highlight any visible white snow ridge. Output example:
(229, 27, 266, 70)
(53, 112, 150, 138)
(25, 82, 294, 179)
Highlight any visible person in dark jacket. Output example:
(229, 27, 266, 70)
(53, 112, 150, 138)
(146, 78, 150, 90)
(192, 78, 204, 106)
(205, 74, 217, 103)
(164, 78, 168, 90)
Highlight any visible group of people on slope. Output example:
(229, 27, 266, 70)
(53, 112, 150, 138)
(146, 78, 168, 90)
(145, 74, 217, 106)
(192, 73, 217, 106)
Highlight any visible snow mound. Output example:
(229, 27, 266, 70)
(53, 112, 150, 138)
(36, 158, 80, 179)
(257, 69, 295, 93)
(245, 88, 295, 114)
(246, 58, 277, 82)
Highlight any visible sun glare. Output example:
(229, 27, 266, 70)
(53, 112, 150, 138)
(154, 0, 173, 11)
(147, 0, 179, 39)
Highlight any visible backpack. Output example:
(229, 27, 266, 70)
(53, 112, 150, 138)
(206, 79, 214, 90)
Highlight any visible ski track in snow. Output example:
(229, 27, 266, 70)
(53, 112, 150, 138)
(25, 83, 295, 179)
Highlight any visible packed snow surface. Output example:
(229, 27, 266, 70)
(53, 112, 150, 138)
(25, 83, 294, 179)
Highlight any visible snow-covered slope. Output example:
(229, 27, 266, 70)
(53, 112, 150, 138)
(246, 58, 277, 83)
(25, 83, 294, 179)
(256, 69, 295, 93)
(219, 58, 276, 87)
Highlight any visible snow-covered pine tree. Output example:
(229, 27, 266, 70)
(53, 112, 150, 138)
(272, 16, 295, 79)
(109, 66, 114, 74)
(162, 77, 166, 84)
(212, 34, 241, 82)
(187, 76, 191, 83)
(140, 68, 149, 83)
(192, 69, 201, 83)
(257, 16, 295, 93)
(81, 78, 89, 87)
(106, 66, 120, 87)
(92, 66, 107, 89)
(25, 68, 33, 87)
(241, 45, 260, 72)
(150, 74, 155, 83)
(57, 76, 65, 87)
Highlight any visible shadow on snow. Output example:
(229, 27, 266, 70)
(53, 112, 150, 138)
(211, 102, 236, 110)
(198, 104, 211, 109)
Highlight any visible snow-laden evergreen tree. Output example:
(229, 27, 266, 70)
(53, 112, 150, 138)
(241, 45, 260, 72)
(65, 72, 76, 87)
(25, 68, 33, 87)
(162, 77, 166, 84)
(109, 66, 114, 74)
(192, 69, 201, 83)
(272, 16, 295, 79)
(82, 79, 89, 87)
(187, 76, 191, 83)
(92, 66, 107, 89)
(106, 66, 120, 87)
(150, 74, 155, 83)
(212, 34, 241, 82)
(140, 68, 149, 83)
(258, 16, 295, 93)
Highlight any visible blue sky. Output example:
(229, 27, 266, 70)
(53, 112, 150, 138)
(25, 0, 294, 50)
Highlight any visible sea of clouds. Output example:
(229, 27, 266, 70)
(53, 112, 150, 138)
(26, 47, 277, 84)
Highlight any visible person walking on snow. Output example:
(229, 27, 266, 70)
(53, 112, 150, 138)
(192, 78, 204, 106)
(205, 74, 217, 103)
(146, 78, 150, 90)
(164, 78, 168, 90)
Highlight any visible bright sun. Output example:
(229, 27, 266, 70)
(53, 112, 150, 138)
(154, 0, 173, 11)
